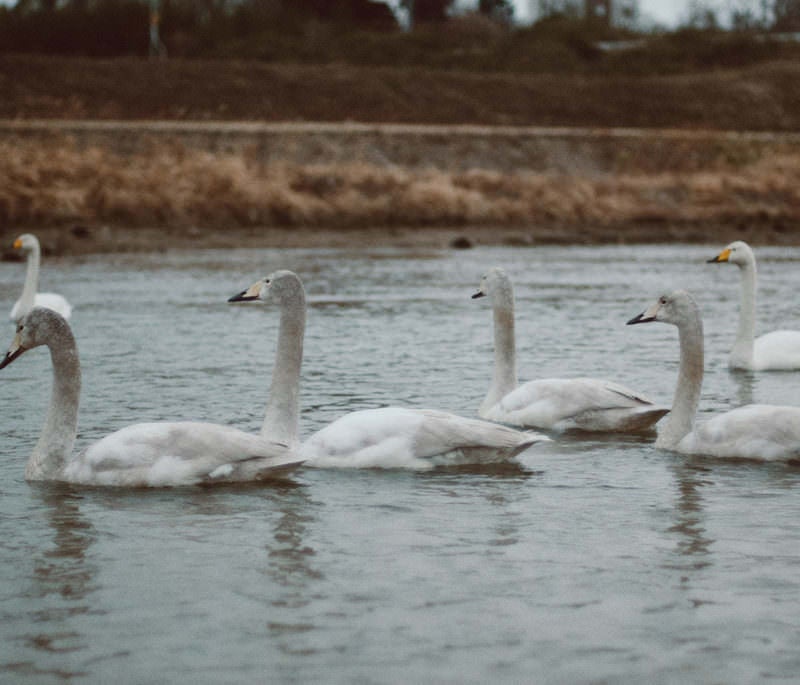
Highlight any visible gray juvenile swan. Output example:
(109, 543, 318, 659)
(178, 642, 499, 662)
(472, 267, 668, 432)
(1, 308, 303, 486)
(707, 240, 800, 371)
(9, 233, 72, 322)
(229, 270, 549, 470)
(628, 290, 800, 460)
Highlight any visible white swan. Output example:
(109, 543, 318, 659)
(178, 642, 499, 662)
(707, 240, 800, 371)
(472, 267, 669, 432)
(1, 308, 303, 486)
(228, 271, 548, 470)
(9, 234, 72, 322)
(627, 290, 800, 461)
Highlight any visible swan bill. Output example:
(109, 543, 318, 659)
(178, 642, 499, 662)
(0, 339, 24, 369)
(13, 238, 22, 249)
(228, 281, 264, 303)
(471, 291, 486, 299)
(707, 247, 731, 263)
(627, 312, 655, 325)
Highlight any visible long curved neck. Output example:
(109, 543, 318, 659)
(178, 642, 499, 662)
(261, 292, 305, 448)
(730, 260, 757, 368)
(481, 282, 518, 414)
(27, 329, 80, 480)
(19, 246, 41, 314)
(657, 309, 704, 449)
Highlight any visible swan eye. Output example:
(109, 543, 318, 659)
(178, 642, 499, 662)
(659, 297, 667, 305)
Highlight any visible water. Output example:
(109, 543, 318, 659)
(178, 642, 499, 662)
(1, 243, 799, 684)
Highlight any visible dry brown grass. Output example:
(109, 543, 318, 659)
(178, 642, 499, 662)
(2, 137, 799, 232)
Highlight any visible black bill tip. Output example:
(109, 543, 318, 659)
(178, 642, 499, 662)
(471, 291, 486, 300)
(0, 347, 23, 370)
(626, 312, 654, 326)
(228, 290, 256, 303)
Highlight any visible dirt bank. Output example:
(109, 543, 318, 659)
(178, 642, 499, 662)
(3, 56, 800, 255)
(4, 56, 800, 131)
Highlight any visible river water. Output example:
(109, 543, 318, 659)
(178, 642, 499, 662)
(0, 243, 798, 684)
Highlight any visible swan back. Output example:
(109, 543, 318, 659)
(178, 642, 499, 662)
(301, 407, 547, 470)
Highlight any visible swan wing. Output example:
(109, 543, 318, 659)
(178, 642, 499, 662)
(10, 293, 72, 322)
(753, 330, 800, 371)
(302, 407, 547, 469)
(484, 378, 667, 432)
(67, 422, 303, 486)
(683, 405, 800, 461)
(35, 293, 72, 320)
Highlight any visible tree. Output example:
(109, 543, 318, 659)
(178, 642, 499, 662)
(774, 0, 800, 30)
(401, 0, 455, 26)
(478, 0, 513, 23)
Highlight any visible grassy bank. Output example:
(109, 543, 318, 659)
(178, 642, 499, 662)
(4, 55, 800, 253)
(2, 134, 798, 253)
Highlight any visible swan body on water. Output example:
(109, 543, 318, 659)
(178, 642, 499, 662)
(229, 271, 548, 469)
(628, 290, 800, 461)
(9, 234, 72, 322)
(1, 308, 303, 486)
(707, 240, 800, 371)
(302, 407, 543, 470)
(473, 267, 668, 433)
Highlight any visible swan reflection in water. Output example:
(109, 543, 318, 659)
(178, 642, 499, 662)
(20, 484, 97, 680)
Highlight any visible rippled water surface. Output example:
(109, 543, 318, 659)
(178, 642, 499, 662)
(1, 243, 799, 684)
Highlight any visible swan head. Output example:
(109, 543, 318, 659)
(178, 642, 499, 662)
(12, 233, 39, 254)
(627, 290, 699, 328)
(472, 267, 511, 301)
(707, 240, 753, 267)
(0, 308, 68, 370)
(228, 270, 305, 306)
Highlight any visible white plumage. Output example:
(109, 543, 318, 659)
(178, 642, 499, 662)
(229, 270, 548, 469)
(707, 240, 800, 371)
(1, 308, 302, 486)
(628, 290, 800, 461)
(473, 267, 668, 432)
(302, 407, 545, 470)
(9, 233, 72, 322)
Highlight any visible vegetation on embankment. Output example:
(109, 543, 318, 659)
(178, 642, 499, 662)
(3, 55, 800, 131)
(2, 135, 798, 246)
(3, 50, 800, 251)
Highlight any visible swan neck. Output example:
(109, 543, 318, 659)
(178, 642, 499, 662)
(20, 245, 41, 313)
(658, 313, 703, 449)
(482, 285, 518, 413)
(731, 261, 756, 368)
(27, 328, 80, 480)
(261, 292, 305, 448)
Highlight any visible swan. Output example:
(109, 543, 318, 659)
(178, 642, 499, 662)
(472, 267, 669, 432)
(627, 290, 800, 461)
(0, 308, 303, 486)
(707, 240, 800, 371)
(228, 271, 548, 470)
(9, 233, 72, 322)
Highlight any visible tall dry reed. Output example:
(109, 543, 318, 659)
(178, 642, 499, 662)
(2, 138, 799, 230)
